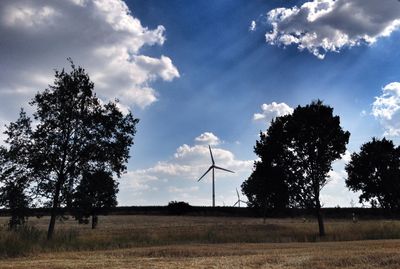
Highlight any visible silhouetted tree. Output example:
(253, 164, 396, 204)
(284, 100, 349, 236)
(72, 170, 118, 229)
(242, 116, 293, 213)
(346, 138, 400, 209)
(0, 110, 32, 229)
(27, 59, 139, 239)
(243, 100, 349, 236)
(0, 147, 31, 229)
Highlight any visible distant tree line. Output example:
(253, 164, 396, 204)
(242, 100, 400, 236)
(0, 60, 138, 238)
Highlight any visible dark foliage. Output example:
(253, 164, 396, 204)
(285, 100, 350, 236)
(31, 60, 138, 239)
(1, 60, 139, 239)
(0, 110, 33, 229)
(243, 100, 349, 236)
(167, 201, 192, 215)
(346, 138, 400, 210)
(242, 115, 292, 211)
(72, 169, 118, 229)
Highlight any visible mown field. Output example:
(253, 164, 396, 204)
(1, 215, 400, 268)
(1, 240, 400, 269)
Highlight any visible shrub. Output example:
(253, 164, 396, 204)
(167, 201, 191, 215)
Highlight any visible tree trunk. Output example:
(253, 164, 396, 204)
(47, 177, 62, 240)
(316, 202, 325, 236)
(91, 215, 98, 229)
(66, 178, 74, 210)
(263, 201, 267, 224)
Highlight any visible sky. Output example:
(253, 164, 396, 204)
(1, 0, 400, 207)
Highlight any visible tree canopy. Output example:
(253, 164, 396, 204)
(0, 110, 33, 229)
(346, 138, 400, 209)
(0, 60, 139, 239)
(243, 100, 349, 236)
(242, 115, 292, 211)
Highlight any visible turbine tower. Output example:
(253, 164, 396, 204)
(233, 188, 247, 207)
(197, 145, 234, 207)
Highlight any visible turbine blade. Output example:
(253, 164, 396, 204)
(233, 201, 239, 206)
(236, 188, 239, 199)
(240, 200, 247, 203)
(209, 145, 215, 165)
(214, 165, 234, 173)
(197, 166, 212, 182)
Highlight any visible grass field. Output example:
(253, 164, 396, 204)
(1, 240, 400, 269)
(1, 215, 400, 268)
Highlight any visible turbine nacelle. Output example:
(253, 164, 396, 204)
(197, 164, 234, 182)
(197, 145, 234, 182)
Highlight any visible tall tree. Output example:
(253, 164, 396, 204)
(29, 60, 139, 239)
(243, 100, 349, 236)
(0, 110, 32, 229)
(72, 169, 118, 229)
(346, 138, 400, 209)
(285, 100, 349, 236)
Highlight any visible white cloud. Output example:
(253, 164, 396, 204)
(173, 143, 252, 175)
(328, 150, 351, 185)
(146, 162, 193, 177)
(253, 102, 293, 123)
(249, 20, 256, 31)
(327, 169, 345, 185)
(340, 150, 352, 163)
(195, 132, 221, 146)
(119, 170, 157, 191)
(134, 55, 180, 82)
(264, 0, 400, 59)
(119, 133, 253, 205)
(322, 150, 361, 207)
(3, 5, 59, 28)
(0, 0, 179, 120)
(126, 140, 252, 183)
(372, 82, 400, 136)
(168, 186, 199, 193)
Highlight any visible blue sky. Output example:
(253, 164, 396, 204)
(1, 0, 400, 207)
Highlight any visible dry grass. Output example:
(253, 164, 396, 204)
(1, 240, 400, 268)
(1, 215, 400, 268)
(14, 215, 400, 242)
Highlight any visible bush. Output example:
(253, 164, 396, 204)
(167, 201, 191, 215)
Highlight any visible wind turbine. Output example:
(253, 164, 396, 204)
(197, 145, 234, 207)
(233, 188, 247, 207)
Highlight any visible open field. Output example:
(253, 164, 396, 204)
(1, 240, 400, 268)
(1, 215, 400, 268)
